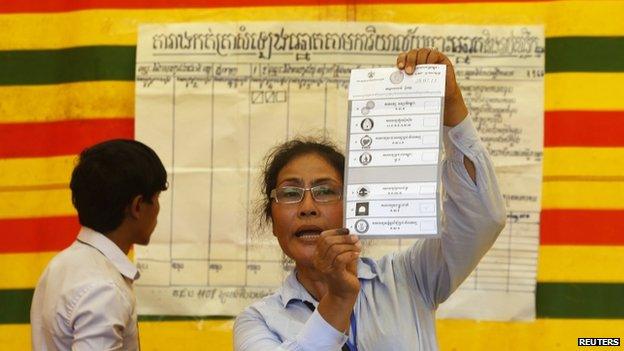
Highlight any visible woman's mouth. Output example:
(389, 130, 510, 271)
(294, 228, 322, 242)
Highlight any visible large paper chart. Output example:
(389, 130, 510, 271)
(135, 22, 544, 320)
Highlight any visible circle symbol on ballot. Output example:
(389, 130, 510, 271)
(360, 118, 374, 131)
(360, 107, 370, 116)
(359, 152, 372, 166)
(355, 219, 370, 234)
(360, 135, 372, 149)
(390, 70, 404, 84)
(354, 219, 370, 234)
(366, 100, 375, 109)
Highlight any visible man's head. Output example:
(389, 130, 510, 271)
(70, 139, 168, 242)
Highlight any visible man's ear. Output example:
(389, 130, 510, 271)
(128, 195, 143, 219)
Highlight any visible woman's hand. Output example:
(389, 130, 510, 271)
(313, 228, 361, 300)
(313, 228, 361, 333)
(396, 48, 468, 127)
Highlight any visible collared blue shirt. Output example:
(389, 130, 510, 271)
(234, 117, 507, 351)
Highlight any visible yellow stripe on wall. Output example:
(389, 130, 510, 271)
(0, 82, 133, 123)
(0, 6, 349, 50)
(0, 252, 55, 289)
(4, 319, 624, 350)
(357, 1, 624, 37)
(543, 147, 624, 179)
(0, 156, 74, 190)
(0, 251, 133, 291)
(546, 73, 624, 111)
(2, 147, 622, 190)
(0, 324, 30, 351)
(0, 188, 74, 219)
(542, 180, 624, 209)
(544, 0, 624, 37)
(2, 74, 621, 126)
(437, 318, 624, 351)
(140, 320, 235, 350)
(1, 1, 624, 50)
(2, 157, 623, 218)
(356, 2, 544, 26)
(14, 245, 623, 289)
(538, 245, 624, 283)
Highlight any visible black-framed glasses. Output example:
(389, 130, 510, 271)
(270, 184, 342, 204)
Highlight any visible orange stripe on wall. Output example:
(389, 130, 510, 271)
(540, 209, 624, 245)
(0, 0, 555, 13)
(544, 111, 624, 147)
(0, 118, 134, 158)
(0, 216, 79, 253)
(2, 110, 622, 159)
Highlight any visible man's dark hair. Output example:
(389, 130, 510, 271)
(261, 138, 344, 222)
(70, 139, 168, 234)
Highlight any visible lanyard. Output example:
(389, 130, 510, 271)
(347, 312, 358, 351)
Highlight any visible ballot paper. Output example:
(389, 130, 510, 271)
(344, 65, 446, 238)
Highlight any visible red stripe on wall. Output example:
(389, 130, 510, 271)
(540, 209, 624, 245)
(545, 111, 624, 147)
(0, 0, 556, 13)
(0, 216, 79, 253)
(0, 118, 134, 158)
(3, 110, 621, 158)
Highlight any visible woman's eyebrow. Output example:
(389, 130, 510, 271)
(277, 177, 303, 185)
(312, 178, 339, 186)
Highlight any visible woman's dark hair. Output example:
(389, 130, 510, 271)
(69, 139, 168, 234)
(261, 138, 345, 222)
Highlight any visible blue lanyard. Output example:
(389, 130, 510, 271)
(347, 312, 358, 351)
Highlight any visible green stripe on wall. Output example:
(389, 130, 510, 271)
(0, 288, 234, 324)
(0, 289, 32, 324)
(1, 37, 624, 85)
(3, 283, 624, 324)
(0, 46, 135, 85)
(545, 37, 624, 73)
(537, 282, 624, 318)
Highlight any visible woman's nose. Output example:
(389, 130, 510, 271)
(298, 190, 319, 217)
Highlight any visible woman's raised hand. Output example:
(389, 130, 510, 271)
(396, 48, 469, 127)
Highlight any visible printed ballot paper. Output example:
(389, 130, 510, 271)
(344, 65, 446, 238)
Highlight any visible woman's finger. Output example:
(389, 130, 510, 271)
(416, 48, 429, 65)
(405, 49, 418, 74)
(322, 241, 361, 263)
(317, 234, 359, 260)
(331, 250, 361, 272)
(396, 51, 407, 69)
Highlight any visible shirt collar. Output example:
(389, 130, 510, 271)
(76, 227, 140, 281)
(280, 258, 378, 308)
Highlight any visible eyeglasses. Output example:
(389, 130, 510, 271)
(270, 184, 342, 204)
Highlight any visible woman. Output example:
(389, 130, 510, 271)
(234, 48, 506, 350)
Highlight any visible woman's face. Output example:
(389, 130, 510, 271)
(271, 153, 343, 268)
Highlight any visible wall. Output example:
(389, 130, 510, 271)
(1, 0, 623, 349)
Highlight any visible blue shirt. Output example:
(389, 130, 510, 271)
(234, 117, 507, 351)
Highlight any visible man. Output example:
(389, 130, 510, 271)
(31, 139, 168, 350)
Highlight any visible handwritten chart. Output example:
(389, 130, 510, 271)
(134, 22, 544, 320)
